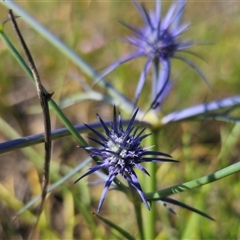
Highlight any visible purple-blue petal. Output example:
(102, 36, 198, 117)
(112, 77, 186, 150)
(132, 0, 153, 30)
(171, 0, 186, 32)
(74, 163, 107, 184)
(119, 20, 145, 38)
(84, 123, 107, 142)
(97, 114, 111, 136)
(87, 136, 105, 147)
(135, 164, 150, 176)
(129, 171, 150, 210)
(113, 106, 118, 135)
(162, 2, 177, 29)
(142, 157, 178, 163)
(172, 22, 190, 38)
(97, 173, 116, 213)
(142, 150, 172, 158)
(155, 0, 161, 26)
(99, 51, 145, 81)
(173, 55, 209, 88)
(126, 108, 139, 133)
(134, 59, 152, 104)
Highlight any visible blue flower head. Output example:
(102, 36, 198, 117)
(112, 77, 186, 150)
(75, 106, 177, 212)
(101, 0, 206, 108)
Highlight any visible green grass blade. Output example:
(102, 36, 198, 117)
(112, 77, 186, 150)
(0, 30, 32, 79)
(147, 161, 240, 199)
(94, 213, 136, 240)
(59, 91, 114, 109)
(161, 197, 214, 220)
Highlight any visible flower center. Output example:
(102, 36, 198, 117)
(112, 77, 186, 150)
(106, 134, 136, 169)
(144, 28, 175, 59)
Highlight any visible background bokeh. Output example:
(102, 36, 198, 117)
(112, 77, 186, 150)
(0, 1, 240, 239)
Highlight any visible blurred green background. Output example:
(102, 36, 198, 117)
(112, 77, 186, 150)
(0, 1, 240, 239)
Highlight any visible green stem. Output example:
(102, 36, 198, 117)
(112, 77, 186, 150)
(129, 183, 144, 240)
(152, 58, 159, 103)
(144, 130, 158, 239)
(134, 203, 144, 240)
(143, 59, 160, 239)
(146, 161, 240, 200)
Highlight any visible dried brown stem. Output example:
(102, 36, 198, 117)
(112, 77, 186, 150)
(8, 9, 52, 238)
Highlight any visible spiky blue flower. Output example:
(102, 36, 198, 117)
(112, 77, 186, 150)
(100, 0, 206, 108)
(75, 106, 177, 212)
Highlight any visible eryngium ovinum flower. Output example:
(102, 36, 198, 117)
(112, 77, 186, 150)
(100, 0, 206, 108)
(75, 106, 177, 213)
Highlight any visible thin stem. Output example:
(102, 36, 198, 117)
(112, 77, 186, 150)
(143, 57, 160, 239)
(0, 120, 150, 155)
(8, 10, 52, 235)
(128, 183, 144, 240)
(143, 130, 158, 239)
(152, 58, 159, 103)
(146, 161, 240, 200)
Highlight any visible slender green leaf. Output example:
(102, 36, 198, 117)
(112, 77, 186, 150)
(94, 213, 136, 240)
(146, 161, 240, 199)
(161, 197, 214, 220)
